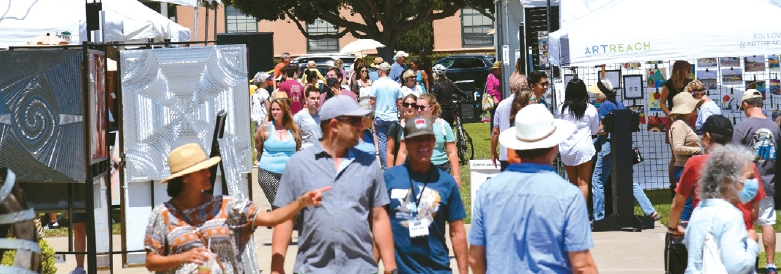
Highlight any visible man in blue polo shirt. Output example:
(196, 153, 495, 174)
(384, 116, 467, 273)
(468, 104, 597, 273)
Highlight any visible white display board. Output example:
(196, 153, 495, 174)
(469, 160, 501, 213)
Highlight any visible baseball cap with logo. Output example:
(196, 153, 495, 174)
(404, 116, 434, 138)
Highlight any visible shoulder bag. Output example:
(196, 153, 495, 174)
(701, 206, 728, 274)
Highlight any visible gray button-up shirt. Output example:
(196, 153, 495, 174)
(274, 141, 390, 274)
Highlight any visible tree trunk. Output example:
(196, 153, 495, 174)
(376, 47, 395, 63)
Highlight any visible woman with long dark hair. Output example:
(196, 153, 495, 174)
(255, 98, 302, 207)
(661, 60, 693, 198)
(556, 79, 599, 200)
(410, 58, 429, 93)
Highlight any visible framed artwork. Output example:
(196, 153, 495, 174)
(623, 74, 644, 99)
(89, 50, 108, 163)
(604, 69, 621, 89)
(627, 105, 646, 124)
(563, 74, 574, 89)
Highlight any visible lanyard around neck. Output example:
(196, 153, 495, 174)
(407, 164, 433, 208)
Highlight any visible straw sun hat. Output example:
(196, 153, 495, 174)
(668, 92, 704, 119)
(162, 143, 221, 182)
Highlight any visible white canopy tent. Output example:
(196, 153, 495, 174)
(549, 0, 781, 67)
(0, 0, 190, 49)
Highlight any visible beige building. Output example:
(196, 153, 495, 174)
(174, 5, 495, 56)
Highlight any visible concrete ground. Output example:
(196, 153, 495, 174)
(45, 169, 775, 274)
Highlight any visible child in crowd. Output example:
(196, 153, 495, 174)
(591, 92, 606, 112)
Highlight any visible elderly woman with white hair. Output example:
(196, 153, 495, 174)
(684, 144, 760, 274)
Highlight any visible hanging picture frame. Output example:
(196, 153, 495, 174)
(604, 69, 622, 89)
(623, 74, 644, 99)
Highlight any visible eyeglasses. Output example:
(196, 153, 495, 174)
(538, 81, 550, 87)
(336, 116, 363, 127)
(403, 102, 418, 108)
(415, 105, 430, 111)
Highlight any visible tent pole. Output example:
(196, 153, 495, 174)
(194, 7, 199, 42)
(205, 2, 210, 46)
(214, 3, 218, 43)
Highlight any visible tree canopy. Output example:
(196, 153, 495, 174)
(224, 0, 494, 58)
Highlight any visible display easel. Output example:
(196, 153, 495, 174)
(592, 109, 654, 231)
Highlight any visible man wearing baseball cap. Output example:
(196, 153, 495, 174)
(390, 51, 409, 83)
(733, 89, 781, 272)
(383, 116, 467, 274)
(468, 104, 596, 273)
(666, 114, 765, 272)
(271, 95, 398, 274)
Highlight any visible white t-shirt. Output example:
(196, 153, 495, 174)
(555, 104, 600, 166)
(492, 93, 516, 161)
(400, 84, 423, 98)
(251, 88, 270, 123)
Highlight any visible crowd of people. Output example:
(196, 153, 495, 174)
(138, 53, 777, 274)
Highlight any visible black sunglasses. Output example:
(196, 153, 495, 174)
(336, 116, 363, 126)
(415, 105, 430, 111)
(403, 102, 418, 108)
(538, 81, 550, 87)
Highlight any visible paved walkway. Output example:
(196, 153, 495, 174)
(44, 169, 773, 273)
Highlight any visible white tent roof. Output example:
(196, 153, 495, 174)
(144, 0, 222, 7)
(549, 0, 781, 67)
(0, 0, 190, 49)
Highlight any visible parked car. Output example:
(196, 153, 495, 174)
(433, 54, 495, 95)
(291, 54, 355, 79)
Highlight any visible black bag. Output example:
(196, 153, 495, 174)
(632, 147, 644, 165)
(664, 229, 688, 273)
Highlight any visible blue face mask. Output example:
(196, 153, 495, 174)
(739, 178, 759, 204)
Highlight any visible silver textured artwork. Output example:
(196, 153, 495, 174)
(0, 50, 85, 183)
(218, 138, 259, 273)
(121, 45, 252, 182)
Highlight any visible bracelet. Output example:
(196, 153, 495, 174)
(667, 226, 678, 231)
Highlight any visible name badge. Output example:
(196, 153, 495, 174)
(409, 220, 429, 238)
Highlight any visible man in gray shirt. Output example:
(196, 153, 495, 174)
(294, 87, 322, 150)
(271, 95, 398, 274)
(733, 89, 781, 272)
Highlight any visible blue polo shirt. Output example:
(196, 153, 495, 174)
(468, 163, 593, 273)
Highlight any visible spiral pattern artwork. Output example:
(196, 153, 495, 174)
(0, 49, 85, 184)
(12, 77, 59, 156)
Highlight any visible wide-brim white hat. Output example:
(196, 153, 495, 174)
(668, 92, 704, 118)
(499, 104, 576, 151)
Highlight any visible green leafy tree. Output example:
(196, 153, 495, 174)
(395, 21, 433, 55)
(224, 0, 494, 59)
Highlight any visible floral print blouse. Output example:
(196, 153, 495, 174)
(144, 196, 259, 274)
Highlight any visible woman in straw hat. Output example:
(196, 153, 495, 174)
(667, 92, 704, 222)
(144, 143, 329, 273)
(485, 61, 502, 132)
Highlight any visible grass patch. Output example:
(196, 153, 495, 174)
(757, 252, 781, 271)
(458, 122, 492, 224)
(40, 209, 123, 238)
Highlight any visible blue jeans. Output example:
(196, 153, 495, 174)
(592, 139, 657, 220)
(374, 118, 395, 168)
(673, 166, 694, 221)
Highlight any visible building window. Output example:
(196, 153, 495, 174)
(461, 7, 494, 47)
(307, 19, 339, 53)
(225, 5, 257, 33)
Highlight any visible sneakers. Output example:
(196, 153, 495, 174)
(44, 222, 59, 230)
(70, 267, 86, 274)
(768, 267, 777, 274)
(648, 212, 662, 222)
